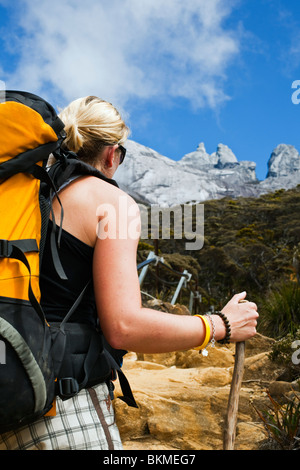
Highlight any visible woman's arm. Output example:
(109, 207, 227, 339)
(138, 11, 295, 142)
(93, 193, 258, 353)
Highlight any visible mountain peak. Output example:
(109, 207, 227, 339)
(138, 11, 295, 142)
(267, 144, 300, 178)
(215, 143, 238, 168)
(115, 140, 300, 206)
(196, 142, 207, 153)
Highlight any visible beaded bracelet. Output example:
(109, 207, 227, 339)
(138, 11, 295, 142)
(215, 311, 231, 344)
(193, 315, 211, 351)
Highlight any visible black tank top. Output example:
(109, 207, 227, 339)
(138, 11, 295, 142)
(40, 220, 97, 326)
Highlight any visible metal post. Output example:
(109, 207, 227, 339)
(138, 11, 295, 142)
(171, 270, 190, 305)
(138, 251, 163, 287)
(138, 251, 155, 287)
(189, 291, 194, 313)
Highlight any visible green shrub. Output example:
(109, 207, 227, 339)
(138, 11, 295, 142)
(259, 282, 300, 338)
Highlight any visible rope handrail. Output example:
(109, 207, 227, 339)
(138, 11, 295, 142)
(150, 270, 179, 286)
(157, 260, 190, 279)
(137, 258, 157, 270)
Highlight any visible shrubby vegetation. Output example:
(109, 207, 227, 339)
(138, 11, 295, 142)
(138, 185, 300, 339)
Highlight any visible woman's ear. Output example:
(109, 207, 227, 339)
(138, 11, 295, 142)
(106, 145, 119, 168)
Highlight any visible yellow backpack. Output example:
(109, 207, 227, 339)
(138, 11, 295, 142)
(0, 91, 136, 433)
(0, 91, 65, 431)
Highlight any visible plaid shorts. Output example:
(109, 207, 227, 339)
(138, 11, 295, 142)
(0, 383, 123, 450)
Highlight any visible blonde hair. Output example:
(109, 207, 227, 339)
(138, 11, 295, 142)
(58, 96, 130, 165)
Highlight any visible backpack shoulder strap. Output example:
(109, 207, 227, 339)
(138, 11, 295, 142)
(49, 149, 119, 189)
(45, 149, 119, 280)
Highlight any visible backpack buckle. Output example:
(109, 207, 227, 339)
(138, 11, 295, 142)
(58, 378, 80, 399)
(0, 240, 12, 258)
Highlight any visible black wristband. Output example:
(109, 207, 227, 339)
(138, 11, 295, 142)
(215, 311, 231, 344)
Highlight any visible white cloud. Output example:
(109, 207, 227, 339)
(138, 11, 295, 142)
(3, 0, 241, 110)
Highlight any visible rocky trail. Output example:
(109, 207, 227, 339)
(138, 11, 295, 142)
(113, 305, 298, 451)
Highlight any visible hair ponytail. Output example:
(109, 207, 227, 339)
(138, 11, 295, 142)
(58, 96, 130, 165)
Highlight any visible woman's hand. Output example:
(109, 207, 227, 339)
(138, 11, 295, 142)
(218, 291, 259, 343)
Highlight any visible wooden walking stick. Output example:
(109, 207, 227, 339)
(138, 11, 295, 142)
(223, 341, 245, 450)
(223, 300, 248, 450)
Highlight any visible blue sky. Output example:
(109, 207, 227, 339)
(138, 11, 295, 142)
(1, 0, 300, 180)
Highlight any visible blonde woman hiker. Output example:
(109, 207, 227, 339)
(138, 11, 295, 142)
(0, 95, 258, 450)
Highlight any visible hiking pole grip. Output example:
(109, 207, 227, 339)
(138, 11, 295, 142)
(223, 300, 248, 450)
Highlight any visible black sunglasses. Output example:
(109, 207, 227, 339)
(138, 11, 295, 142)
(118, 144, 126, 165)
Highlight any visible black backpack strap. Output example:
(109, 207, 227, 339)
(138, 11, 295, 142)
(50, 149, 119, 188)
(52, 281, 100, 399)
(0, 240, 45, 327)
(0, 141, 61, 180)
(29, 164, 68, 281)
(0, 239, 38, 257)
(56, 328, 104, 400)
(104, 350, 138, 408)
(59, 281, 92, 328)
(53, 280, 138, 407)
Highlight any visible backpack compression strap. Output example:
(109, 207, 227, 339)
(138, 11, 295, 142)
(0, 141, 60, 181)
(0, 240, 45, 325)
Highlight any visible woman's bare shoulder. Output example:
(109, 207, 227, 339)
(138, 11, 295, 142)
(63, 174, 131, 205)
(85, 175, 138, 210)
(53, 175, 138, 246)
